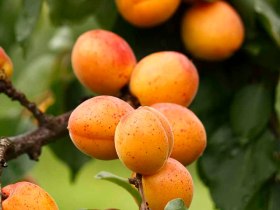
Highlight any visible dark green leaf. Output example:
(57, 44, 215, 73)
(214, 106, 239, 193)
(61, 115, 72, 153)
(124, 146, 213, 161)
(15, 0, 42, 49)
(276, 79, 280, 124)
(95, 171, 141, 206)
(198, 127, 278, 210)
(230, 83, 272, 142)
(49, 136, 91, 181)
(255, 0, 280, 46)
(164, 198, 189, 210)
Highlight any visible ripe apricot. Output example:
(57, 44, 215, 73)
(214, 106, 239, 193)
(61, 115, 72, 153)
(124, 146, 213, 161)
(115, 106, 174, 175)
(71, 29, 136, 95)
(68, 95, 134, 160)
(151, 103, 207, 165)
(115, 0, 181, 28)
(0, 47, 13, 79)
(181, 1, 244, 61)
(2, 181, 58, 210)
(129, 51, 199, 106)
(142, 158, 194, 210)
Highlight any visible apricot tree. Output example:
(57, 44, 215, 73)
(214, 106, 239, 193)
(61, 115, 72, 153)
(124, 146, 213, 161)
(0, 0, 279, 210)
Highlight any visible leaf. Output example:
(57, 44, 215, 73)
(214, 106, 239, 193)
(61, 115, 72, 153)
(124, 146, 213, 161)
(276, 79, 280, 124)
(164, 198, 189, 210)
(49, 136, 91, 181)
(15, 0, 43, 50)
(198, 127, 278, 210)
(95, 171, 141, 206)
(230, 83, 272, 142)
(255, 0, 280, 46)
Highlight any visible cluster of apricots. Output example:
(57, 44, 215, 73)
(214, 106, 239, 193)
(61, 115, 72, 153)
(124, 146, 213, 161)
(115, 0, 245, 61)
(68, 28, 207, 209)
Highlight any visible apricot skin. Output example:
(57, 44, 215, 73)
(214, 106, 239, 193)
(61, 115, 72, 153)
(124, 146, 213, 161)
(151, 103, 207, 165)
(142, 158, 194, 210)
(0, 47, 13, 79)
(71, 29, 136, 95)
(181, 1, 244, 61)
(2, 181, 58, 210)
(115, 0, 180, 28)
(115, 106, 173, 175)
(129, 51, 199, 106)
(68, 96, 134, 160)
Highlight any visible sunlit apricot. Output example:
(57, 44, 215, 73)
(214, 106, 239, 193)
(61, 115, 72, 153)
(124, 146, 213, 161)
(142, 158, 194, 210)
(151, 103, 207, 165)
(71, 29, 136, 95)
(129, 51, 199, 106)
(68, 96, 134, 160)
(115, 0, 181, 27)
(115, 106, 173, 175)
(181, 1, 244, 61)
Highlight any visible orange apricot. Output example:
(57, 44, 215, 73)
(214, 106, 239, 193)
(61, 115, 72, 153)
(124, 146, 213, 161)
(2, 181, 58, 210)
(115, 0, 181, 28)
(71, 29, 136, 95)
(181, 1, 244, 61)
(68, 95, 134, 160)
(129, 51, 199, 106)
(151, 103, 207, 165)
(142, 158, 194, 210)
(115, 106, 174, 175)
(0, 47, 13, 79)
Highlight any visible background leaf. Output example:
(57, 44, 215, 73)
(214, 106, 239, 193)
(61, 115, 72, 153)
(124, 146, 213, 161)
(230, 83, 272, 142)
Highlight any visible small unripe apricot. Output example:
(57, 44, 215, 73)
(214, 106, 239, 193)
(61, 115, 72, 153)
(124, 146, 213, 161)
(115, 106, 174, 175)
(142, 158, 194, 210)
(2, 181, 58, 210)
(71, 29, 136, 95)
(129, 51, 199, 106)
(68, 96, 134, 160)
(181, 1, 244, 61)
(115, 0, 181, 28)
(0, 47, 13, 79)
(151, 103, 207, 165)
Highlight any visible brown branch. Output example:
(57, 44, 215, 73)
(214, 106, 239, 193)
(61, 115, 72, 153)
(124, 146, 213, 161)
(129, 173, 150, 210)
(5, 112, 71, 161)
(0, 79, 48, 126)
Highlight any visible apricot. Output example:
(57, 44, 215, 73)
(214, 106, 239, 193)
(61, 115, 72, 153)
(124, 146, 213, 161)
(115, 0, 181, 28)
(151, 103, 207, 165)
(129, 51, 199, 106)
(2, 181, 58, 210)
(115, 106, 174, 175)
(71, 29, 136, 95)
(181, 1, 244, 61)
(68, 95, 134, 160)
(0, 47, 13, 79)
(142, 158, 194, 210)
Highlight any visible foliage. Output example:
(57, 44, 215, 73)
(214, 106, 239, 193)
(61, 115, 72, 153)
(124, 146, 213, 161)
(0, 0, 279, 210)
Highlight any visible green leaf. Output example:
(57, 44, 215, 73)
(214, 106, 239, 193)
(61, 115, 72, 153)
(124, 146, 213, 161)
(198, 127, 278, 210)
(230, 83, 272, 142)
(15, 0, 43, 49)
(95, 171, 141, 206)
(49, 136, 91, 181)
(276, 79, 280, 124)
(164, 198, 189, 210)
(255, 0, 280, 46)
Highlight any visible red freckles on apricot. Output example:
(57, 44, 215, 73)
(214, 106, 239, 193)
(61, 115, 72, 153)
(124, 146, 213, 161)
(68, 96, 134, 160)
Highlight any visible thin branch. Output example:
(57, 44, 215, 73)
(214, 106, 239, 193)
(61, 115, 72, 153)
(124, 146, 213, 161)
(129, 174, 150, 210)
(0, 79, 48, 126)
